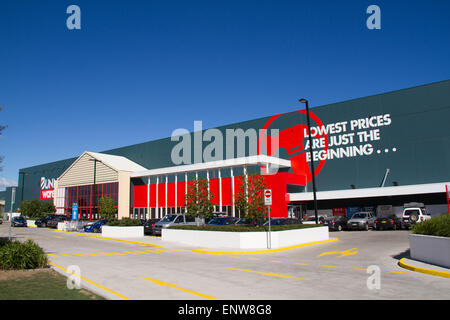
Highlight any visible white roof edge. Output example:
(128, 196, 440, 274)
(86, 151, 147, 173)
(131, 155, 291, 178)
(289, 182, 450, 201)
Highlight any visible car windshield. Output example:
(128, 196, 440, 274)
(160, 215, 178, 223)
(15, 217, 25, 221)
(325, 216, 340, 221)
(352, 213, 367, 219)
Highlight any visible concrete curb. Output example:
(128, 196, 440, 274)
(398, 258, 450, 279)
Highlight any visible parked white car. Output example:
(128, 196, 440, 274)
(301, 215, 326, 224)
(402, 203, 431, 229)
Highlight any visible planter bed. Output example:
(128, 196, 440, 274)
(409, 234, 450, 269)
(101, 225, 144, 238)
(26, 220, 36, 228)
(162, 225, 329, 249)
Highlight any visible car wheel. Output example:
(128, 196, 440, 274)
(393, 224, 397, 231)
(409, 213, 419, 224)
(364, 224, 369, 231)
(337, 225, 342, 231)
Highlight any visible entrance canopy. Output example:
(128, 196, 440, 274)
(58, 151, 147, 187)
(55, 151, 147, 220)
(131, 155, 291, 178)
(289, 182, 450, 202)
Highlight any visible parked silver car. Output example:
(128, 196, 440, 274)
(153, 214, 197, 235)
(347, 212, 376, 231)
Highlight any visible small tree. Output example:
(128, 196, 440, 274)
(235, 173, 268, 226)
(40, 201, 56, 217)
(185, 178, 215, 222)
(20, 200, 55, 219)
(98, 196, 117, 220)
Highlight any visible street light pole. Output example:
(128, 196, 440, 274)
(299, 98, 319, 224)
(9, 187, 15, 241)
(19, 171, 28, 204)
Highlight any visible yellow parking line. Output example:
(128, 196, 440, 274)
(318, 248, 358, 258)
(48, 254, 59, 257)
(295, 263, 308, 266)
(141, 276, 216, 300)
(61, 254, 72, 257)
(271, 260, 282, 263)
(354, 268, 368, 271)
(86, 253, 100, 257)
(53, 236, 64, 239)
(73, 254, 87, 257)
(100, 252, 114, 256)
(123, 251, 138, 255)
(50, 262, 130, 300)
(228, 267, 309, 280)
(53, 230, 165, 248)
(134, 251, 151, 254)
(390, 271, 411, 275)
(248, 258, 260, 261)
(193, 238, 339, 255)
(145, 250, 161, 253)
(111, 252, 126, 256)
(322, 265, 337, 269)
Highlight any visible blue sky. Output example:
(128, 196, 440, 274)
(0, 0, 449, 188)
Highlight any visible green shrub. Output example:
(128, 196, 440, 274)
(0, 238, 9, 248)
(168, 224, 321, 232)
(107, 218, 141, 226)
(412, 214, 450, 238)
(0, 240, 48, 270)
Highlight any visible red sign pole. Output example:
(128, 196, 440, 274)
(446, 185, 450, 214)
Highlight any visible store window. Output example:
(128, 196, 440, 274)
(60, 182, 118, 220)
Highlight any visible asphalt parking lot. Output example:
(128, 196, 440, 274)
(1, 224, 449, 300)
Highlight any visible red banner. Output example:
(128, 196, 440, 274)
(40, 189, 55, 200)
(332, 207, 346, 216)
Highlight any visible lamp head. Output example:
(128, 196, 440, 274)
(299, 98, 308, 104)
